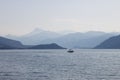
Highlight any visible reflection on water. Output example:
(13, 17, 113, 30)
(0, 49, 120, 80)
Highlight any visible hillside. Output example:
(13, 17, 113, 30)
(0, 37, 24, 49)
(29, 43, 65, 49)
(0, 37, 65, 49)
(95, 35, 120, 49)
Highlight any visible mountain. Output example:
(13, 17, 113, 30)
(41, 31, 118, 48)
(29, 43, 65, 49)
(95, 35, 120, 49)
(6, 28, 62, 45)
(0, 36, 24, 49)
(0, 36, 65, 49)
(6, 30, 119, 48)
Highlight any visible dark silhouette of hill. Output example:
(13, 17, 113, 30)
(0, 36, 24, 49)
(29, 43, 65, 49)
(95, 35, 120, 49)
(0, 37, 65, 49)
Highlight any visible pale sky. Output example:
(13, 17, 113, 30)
(0, 0, 120, 35)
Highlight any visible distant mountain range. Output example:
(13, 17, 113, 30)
(1, 29, 120, 49)
(5, 29, 119, 48)
(41, 31, 118, 48)
(0, 36, 65, 49)
(6, 28, 62, 45)
(95, 35, 120, 49)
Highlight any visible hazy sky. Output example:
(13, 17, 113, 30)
(0, 0, 120, 35)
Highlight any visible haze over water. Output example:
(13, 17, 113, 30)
(0, 49, 120, 80)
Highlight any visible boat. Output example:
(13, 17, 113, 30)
(67, 49, 74, 53)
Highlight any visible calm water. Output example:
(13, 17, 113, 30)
(0, 49, 120, 80)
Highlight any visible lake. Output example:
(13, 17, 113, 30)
(0, 49, 120, 80)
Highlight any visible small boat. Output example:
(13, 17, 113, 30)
(67, 49, 74, 53)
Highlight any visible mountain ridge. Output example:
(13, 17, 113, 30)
(95, 35, 120, 49)
(29, 43, 65, 49)
(0, 36, 24, 49)
(5, 29, 120, 48)
(0, 36, 65, 49)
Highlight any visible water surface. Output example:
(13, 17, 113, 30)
(0, 49, 120, 80)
